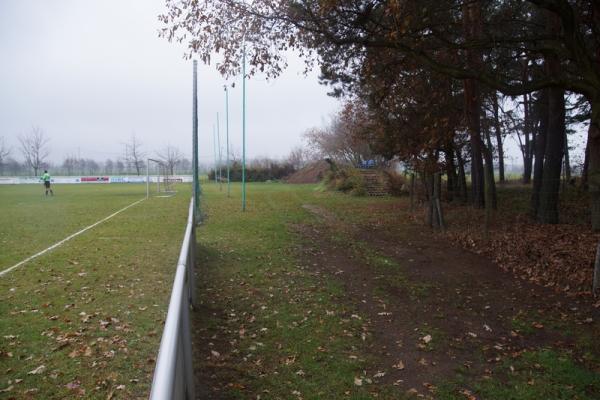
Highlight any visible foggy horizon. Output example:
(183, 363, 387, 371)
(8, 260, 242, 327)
(0, 0, 341, 167)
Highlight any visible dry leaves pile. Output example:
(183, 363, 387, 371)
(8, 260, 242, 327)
(442, 208, 600, 296)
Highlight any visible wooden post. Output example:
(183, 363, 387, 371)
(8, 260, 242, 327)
(423, 173, 434, 227)
(409, 172, 415, 211)
(484, 161, 492, 240)
(593, 242, 600, 296)
(436, 198, 445, 231)
(433, 172, 445, 230)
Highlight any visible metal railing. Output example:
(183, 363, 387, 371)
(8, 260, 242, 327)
(149, 198, 198, 399)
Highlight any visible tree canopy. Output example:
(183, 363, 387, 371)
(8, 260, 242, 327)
(160, 0, 600, 228)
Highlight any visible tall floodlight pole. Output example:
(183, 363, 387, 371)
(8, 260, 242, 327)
(217, 112, 223, 191)
(212, 124, 218, 184)
(146, 158, 150, 199)
(242, 41, 247, 211)
(192, 60, 200, 218)
(224, 85, 231, 197)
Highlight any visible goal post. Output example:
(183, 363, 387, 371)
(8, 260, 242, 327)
(147, 158, 175, 198)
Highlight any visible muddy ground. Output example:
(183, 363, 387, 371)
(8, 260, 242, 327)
(192, 201, 600, 399)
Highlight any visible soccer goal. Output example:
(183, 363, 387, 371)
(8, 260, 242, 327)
(147, 158, 176, 198)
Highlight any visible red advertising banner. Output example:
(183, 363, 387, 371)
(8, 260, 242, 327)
(81, 176, 109, 182)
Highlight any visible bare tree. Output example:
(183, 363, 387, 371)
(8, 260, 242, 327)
(286, 146, 309, 170)
(124, 134, 145, 175)
(85, 159, 100, 175)
(157, 145, 183, 175)
(62, 154, 78, 175)
(116, 159, 125, 175)
(104, 159, 114, 175)
(0, 136, 11, 175)
(4, 158, 22, 175)
(19, 127, 50, 176)
(178, 158, 191, 174)
(303, 105, 376, 167)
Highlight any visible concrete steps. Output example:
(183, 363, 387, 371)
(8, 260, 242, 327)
(359, 169, 389, 196)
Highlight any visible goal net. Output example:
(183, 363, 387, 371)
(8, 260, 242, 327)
(147, 158, 176, 197)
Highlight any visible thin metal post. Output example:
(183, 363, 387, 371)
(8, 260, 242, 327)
(242, 41, 247, 211)
(225, 85, 230, 197)
(146, 158, 149, 199)
(213, 125, 218, 184)
(593, 242, 600, 296)
(156, 166, 160, 193)
(192, 60, 200, 218)
(217, 112, 222, 191)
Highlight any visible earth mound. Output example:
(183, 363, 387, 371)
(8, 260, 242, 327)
(285, 160, 331, 184)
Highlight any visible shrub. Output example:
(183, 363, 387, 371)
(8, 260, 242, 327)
(325, 166, 366, 196)
(208, 161, 296, 182)
(383, 169, 409, 196)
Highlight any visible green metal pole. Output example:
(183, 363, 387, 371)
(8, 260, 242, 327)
(192, 60, 201, 219)
(224, 85, 230, 198)
(213, 125, 217, 185)
(217, 112, 222, 191)
(242, 42, 247, 211)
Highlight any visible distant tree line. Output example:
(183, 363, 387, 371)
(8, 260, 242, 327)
(208, 158, 296, 182)
(0, 129, 194, 177)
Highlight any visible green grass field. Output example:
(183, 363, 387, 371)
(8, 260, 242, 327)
(0, 183, 191, 399)
(0, 184, 149, 268)
(1, 182, 598, 399)
(195, 182, 600, 400)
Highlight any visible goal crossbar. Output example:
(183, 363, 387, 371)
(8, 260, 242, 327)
(147, 158, 175, 198)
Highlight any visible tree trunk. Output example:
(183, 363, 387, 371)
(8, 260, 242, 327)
(564, 132, 571, 182)
(464, 80, 485, 208)
(537, 12, 566, 225)
(523, 93, 533, 184)
(582, 139, 589, 190)
(409, 172, 415, 211)
(589, 0, 600, 230)
(492, 93, 505, 183)
(484, 160, 492, 240)
(589, 101, 600, 230)
(537, 85, 565, 224)
(445, 145, 457, 202)
(482, 145, 497, 210)
(481, 121, 498, 208)
(531, 90, 548, 217)
(456, 148, 468, 203)
(423, 172, 435, 227)
(433, 172, 445, 230)
(462, 2, 485, 208)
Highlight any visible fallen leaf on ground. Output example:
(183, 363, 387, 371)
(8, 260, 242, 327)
(393, 360, 405, 370)
(28, 365, 46, 375)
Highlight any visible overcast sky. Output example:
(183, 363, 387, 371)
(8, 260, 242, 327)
(0, 0, 588, 172)
(0, 0, 340, 166)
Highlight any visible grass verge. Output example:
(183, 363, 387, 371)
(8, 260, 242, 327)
(0, 184, 190, 399)
(194, 183, 408, 399)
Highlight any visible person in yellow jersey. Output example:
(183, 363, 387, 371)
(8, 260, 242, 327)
(40, 170, 54, 196)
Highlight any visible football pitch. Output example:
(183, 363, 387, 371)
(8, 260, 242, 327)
(0, 183, 191, 399)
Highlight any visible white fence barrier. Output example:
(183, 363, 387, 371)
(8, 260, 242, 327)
(0, 175, 193, 185)
(149, 198, 197, 399)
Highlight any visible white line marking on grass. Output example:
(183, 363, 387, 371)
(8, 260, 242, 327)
(0, 197, 146, 277)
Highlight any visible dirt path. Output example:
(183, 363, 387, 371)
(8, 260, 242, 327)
(190, 195, 600, 399)
(296, 204, 600, 396)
